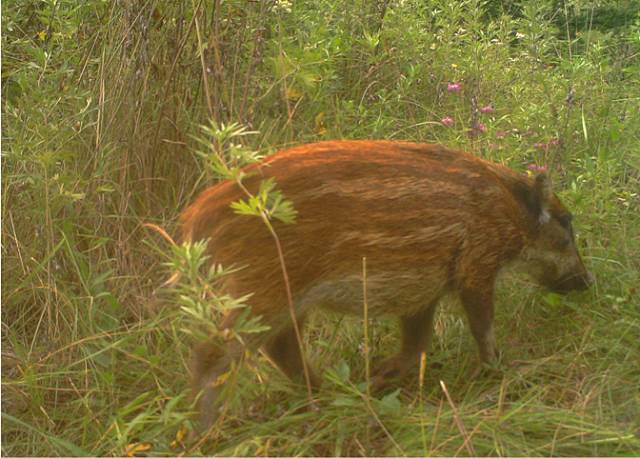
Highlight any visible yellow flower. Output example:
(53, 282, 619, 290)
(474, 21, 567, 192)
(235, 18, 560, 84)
(170, 425, 188, 448)
(315, 112, 327, 135)
(124, 442, 152, 457)
(285, 87, 302, 101)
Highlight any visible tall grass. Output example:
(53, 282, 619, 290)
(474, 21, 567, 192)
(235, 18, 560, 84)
(2, 0, 639, 455)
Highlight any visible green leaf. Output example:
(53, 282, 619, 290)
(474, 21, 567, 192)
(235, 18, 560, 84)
(230, 199, 258, 217)
(377, 389, 402, 415)
(1, 414, 89, 457)
(334, 360, 351, 382)
(331, 396, 359, 408)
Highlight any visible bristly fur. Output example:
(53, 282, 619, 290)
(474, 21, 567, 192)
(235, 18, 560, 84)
(179, 140, 592, 429)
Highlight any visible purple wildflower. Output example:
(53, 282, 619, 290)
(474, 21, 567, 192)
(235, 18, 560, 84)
(480, 105, 494, 114)
(527, 164, 548, 173)
(441, 116, 454, 127)
(447, 82, 461, 93)
(475, 122, 487, 133)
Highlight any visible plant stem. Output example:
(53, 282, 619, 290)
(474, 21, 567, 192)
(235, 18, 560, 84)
(234, 179, 314, 405)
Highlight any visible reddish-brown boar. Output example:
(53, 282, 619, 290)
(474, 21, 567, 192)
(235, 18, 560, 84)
(180, 140, 592, 428)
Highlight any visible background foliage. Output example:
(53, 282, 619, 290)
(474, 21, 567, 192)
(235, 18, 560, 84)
(2, 0, 639, 455)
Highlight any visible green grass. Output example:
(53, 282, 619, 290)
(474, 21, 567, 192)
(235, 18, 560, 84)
(2, 0, 639, 455)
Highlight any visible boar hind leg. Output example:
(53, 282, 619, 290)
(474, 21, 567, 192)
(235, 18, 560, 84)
(265, 319, 320, 388)
(460, 284, 498, 366)
(372, 301, 439, 389)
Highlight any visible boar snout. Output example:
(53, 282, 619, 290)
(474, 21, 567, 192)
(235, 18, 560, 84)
(550, 270, 594, 294)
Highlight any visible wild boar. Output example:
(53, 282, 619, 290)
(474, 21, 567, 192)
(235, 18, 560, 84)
(179, 140, 593, 427)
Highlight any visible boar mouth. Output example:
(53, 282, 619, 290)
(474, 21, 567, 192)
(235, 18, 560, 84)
(549, 271, 594, 294)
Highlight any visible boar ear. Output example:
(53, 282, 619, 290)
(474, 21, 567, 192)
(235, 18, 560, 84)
(532, 174, 552, 224)
(511, 173, 552, 225)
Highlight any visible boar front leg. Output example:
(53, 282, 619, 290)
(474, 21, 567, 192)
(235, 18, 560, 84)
(191, 338, 245, 431)
(372, 300, 439, 390)
(460, 282, 499, 367)
(265, 318, 321, 388)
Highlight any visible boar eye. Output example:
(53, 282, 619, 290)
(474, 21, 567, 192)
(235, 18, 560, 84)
(558, 214, 573, 229)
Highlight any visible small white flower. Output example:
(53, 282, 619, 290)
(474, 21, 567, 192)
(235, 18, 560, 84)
(274, 0, 292, 13)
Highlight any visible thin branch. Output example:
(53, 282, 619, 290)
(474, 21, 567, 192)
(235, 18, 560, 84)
(192, 0, 215, 120)
(440, 380, 476, 456)
(234, 180, 315, 406)
(362, 256, 371, 400)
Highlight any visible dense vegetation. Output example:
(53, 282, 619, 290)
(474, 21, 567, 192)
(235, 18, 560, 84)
(2, 0, 639, 455)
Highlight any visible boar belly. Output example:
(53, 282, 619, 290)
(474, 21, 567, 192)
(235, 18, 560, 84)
(296, 269, 449, 316)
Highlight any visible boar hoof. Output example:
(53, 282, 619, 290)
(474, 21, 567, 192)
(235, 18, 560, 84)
(470, 359, 502, 379)
(370, 356, 411, 391)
